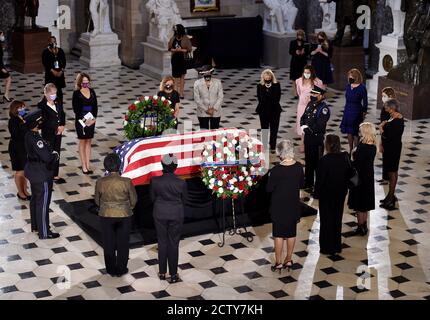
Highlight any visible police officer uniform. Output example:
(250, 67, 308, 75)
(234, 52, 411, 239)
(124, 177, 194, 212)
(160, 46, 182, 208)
(24, 110, 60, 239)
(300, 86, 331, 192)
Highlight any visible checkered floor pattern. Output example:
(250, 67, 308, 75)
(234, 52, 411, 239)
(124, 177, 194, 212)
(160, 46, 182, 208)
(0, 57, 429, 300)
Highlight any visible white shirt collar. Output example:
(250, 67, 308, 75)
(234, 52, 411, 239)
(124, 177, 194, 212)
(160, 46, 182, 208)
(47, 101, 58, 113)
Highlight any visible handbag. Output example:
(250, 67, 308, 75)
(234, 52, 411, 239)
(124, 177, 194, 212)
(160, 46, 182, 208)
(345, 152, 360, 189)
(184, 51, 194, 70)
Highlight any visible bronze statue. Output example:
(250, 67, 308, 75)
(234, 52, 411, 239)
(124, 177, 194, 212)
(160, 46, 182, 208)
(388, 0, 430, 85)
(14, 0, 39, 29)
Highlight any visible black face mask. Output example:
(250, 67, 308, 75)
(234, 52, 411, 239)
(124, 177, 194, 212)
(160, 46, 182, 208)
(349, 78, 355, 84)
(204, 76, 212, 81)
(265, 80, 272, 84)
(49, 43, 56, 49)
(310, 96, 318, 102)
(318, 38, 324, 44)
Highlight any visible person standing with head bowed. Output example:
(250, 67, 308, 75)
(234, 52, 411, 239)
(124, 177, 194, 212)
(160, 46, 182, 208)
(311, 31, 334, 87)
(379, 99, 404, 211)
(314, 134, 350, 255)
(38, 83, 66, 184)
(42, 36, 66, 104)
(8, 100, 31, 201)
(151, 154, 188, 284)
(168, 24, 192, 99)
(296, 65, 323, 153)
(0, 30, 13, 104)
(300, 85, 331, 195)
(158, 76, 181, 129)
(194, 66, 224, 130)
(95, 153, 137, 278)
(72, 73, 98, 175)
(290, 29, 310, 99)
(340, 68, 368, 154)
(348, 122, 377, 236)
(256, 69, 282, 152)
(267, 140, 305, 273)
(24, 109, 60, 239)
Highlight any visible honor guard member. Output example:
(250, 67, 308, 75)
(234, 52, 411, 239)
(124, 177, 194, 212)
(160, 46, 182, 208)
(24, 110, 60, 240)
(300, 85, 331, 194)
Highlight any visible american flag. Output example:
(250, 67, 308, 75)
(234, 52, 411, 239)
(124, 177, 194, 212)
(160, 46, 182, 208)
(114, 128, 264, 186)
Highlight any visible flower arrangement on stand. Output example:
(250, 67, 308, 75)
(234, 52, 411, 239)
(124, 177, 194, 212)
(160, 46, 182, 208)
(123, 95, 177, 140)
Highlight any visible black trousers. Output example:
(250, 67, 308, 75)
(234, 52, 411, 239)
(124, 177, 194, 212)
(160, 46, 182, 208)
(198, 117, 221, 130)
(30, 181, 53, 238)
(304, 140, 323, 189)
(259, 112, 281, 151)
(154, 217, 183, 276)
(100, 217, 131, 275)
(42, 130, 62, 177)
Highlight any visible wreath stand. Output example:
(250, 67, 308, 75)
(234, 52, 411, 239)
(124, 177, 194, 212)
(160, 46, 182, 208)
(217, 197, 254, 248)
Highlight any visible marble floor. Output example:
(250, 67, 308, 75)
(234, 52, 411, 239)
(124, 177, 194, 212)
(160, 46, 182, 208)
(0, 57, 429, 300)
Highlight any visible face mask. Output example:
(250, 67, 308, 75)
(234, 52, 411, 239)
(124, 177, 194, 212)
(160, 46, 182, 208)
(265, 79, 272, 84)
(0, 35, 5, 42)
(165, 84, 173, 90)
(304, 73, 311, 80)
(310, 96, 318, 102)
(18, 109, 27, 117)
(297, 37, 303, 41)
(382, 96, 389, 104)
(82, 83, 90, 89)
(318, 38, 324, 44)
(204, 76, 212, 81)
(49, 43, 56, 49)
(349, 78, 355, 84)
(49, 94, 57, 101)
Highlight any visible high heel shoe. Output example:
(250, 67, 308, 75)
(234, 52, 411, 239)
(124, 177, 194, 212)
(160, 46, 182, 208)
(17, 193, 29, 201)
(380, 197, 397, 210)
(380, 195, 398, 204)
(2, 96, 13, 103)
(271, 263, 283, 273)
(282, 261, 294, 272)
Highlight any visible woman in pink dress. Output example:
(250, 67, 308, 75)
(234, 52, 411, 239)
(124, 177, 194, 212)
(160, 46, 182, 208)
(296, 65, 323, 152)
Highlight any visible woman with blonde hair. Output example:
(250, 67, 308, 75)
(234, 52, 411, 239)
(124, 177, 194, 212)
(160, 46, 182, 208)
(311, 31, 333, 86)
(256, 69, 282, 151)
(347, 122, 377, 236)
(340, 68, 368, 154)
(157, 76, 181, 128)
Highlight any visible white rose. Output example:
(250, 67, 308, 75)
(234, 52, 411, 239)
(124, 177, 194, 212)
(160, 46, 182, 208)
(248, 181, 253, 187)
(232, 140, 237, 145)
(209, 178, 215, 184)
(250, 167, 256, 172)
(243, 171, 249, 177)
(153, 95, 158, 100)
(216, 153, 222, 159)
(239, 176, 244, 182)
(140, 123, 144, 129)
(223, 147, 229, 154)
(218, 181, 223, 187)
(144, 96, 150, 101)
(208, 170, 213, 177)
(230, 186, 234, 191)
(203, 151, 209, 157)
(246, 177, 252, 182)
(209, 184, 214, 189)
(207, 156, 214, 162)
(161, 97, 166, 102)
(134, 100, 140, 105)
(234, 188, 239, 193)
(222, 174, 227, 179)
(124, 121, 128, 126)
(221, 137, 227, 143)
(218, 188, 224, 194)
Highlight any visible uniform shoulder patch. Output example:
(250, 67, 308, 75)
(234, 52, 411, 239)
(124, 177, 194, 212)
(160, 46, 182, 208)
(322, 108, 329, 115)
(37, 141, 44, 149)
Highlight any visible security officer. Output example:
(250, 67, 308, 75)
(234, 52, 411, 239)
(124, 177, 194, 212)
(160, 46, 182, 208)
(24, 110, 60, 240)
(300, 85, 331, 194)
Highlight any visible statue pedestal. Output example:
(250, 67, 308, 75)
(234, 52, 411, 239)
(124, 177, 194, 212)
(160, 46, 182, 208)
(331, 46, 365, 91)
(314, 28, 337, 40)
(79, 32, 121, 68)
(140, 37, 172, 80)
(367, 35, 406, 98)
(377, 76, 430, 120)
(11, 27, 51, 74)
(263, 30, 296, 68)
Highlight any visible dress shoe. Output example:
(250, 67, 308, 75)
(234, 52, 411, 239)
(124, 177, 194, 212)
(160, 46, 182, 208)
(17, 193, 29, 201)
(54, 178, 66, 184)
(39, 231, 60, 240)
(169, 274, 181, 283)
(116, 268, 129, 277)
(159, 273, 166, 281)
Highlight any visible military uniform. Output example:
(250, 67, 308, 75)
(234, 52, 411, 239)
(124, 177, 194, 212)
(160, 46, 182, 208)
(24, 110, 59, 239)
(300, 89, 331, 191)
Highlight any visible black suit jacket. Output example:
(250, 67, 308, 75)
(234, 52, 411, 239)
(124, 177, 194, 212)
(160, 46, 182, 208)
(150, 172, 188, 221)
(37, 98, 66, 134)
(256, 83, 282, 116)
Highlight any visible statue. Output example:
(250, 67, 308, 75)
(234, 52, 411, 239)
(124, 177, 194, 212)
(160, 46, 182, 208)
(386, 0, 406, 37)
(320, 0, 337, 32)
(263, 0, 298, 34)
(330, 0, 362, 46)
(146, 0, 183, 47)
(388, 0, 430, 85)
(89, 0, 112, 36)
(14, 0, 39, 29)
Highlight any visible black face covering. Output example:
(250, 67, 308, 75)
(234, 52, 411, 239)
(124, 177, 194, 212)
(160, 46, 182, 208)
(310, 95, 318, 102)
(265, 80, 272, 84)
(318, 38, 324, 44)
(349, 78, 355, 84)
(204, 75, 212, 81)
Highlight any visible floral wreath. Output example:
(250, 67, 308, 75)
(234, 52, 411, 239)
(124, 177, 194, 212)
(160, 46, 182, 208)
(201, 131, 266, 199)
(124, 95, 177, 140)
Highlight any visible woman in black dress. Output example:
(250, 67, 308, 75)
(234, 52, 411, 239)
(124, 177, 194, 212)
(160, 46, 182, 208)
(379, 99, 405, 210)
(8, 100, 31, 200)
(42, 36, 66, 104)
(38, 83, 66, 184)
(256, 69, 282, 152)
(168, 24, 192, 99)
(289, 29, 309, 98)
(348, 123, 377, 236)
(314, 135, 350, 255)
(0, 30, 13, 103)
(311, 32, 334, 86)
(72, 73, 98, 175)
(157, 76, 181, 130)
(267, 140, 305, 272)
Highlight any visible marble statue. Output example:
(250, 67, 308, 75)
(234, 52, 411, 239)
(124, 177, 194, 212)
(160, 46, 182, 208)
(89, 0, 112, 36)
(320, 0, 337, 31)
(263, 0, 298, 34)
(386, 0, 406, 37)
(146, 0, 183, 46)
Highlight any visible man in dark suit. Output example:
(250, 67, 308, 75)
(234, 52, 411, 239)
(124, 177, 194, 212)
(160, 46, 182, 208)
(150, 154, 188, 283)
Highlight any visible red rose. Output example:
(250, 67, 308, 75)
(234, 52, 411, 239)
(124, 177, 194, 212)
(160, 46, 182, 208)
(163, 100, 169, 106)
(214, 186, 219, 192)
(125, 115, 129, 121)
(128, 104, 136, 111)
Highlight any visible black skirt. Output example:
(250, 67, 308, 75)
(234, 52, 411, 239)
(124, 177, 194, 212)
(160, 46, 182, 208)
(171, 53, 186, 78)
(9, 142, 26, 171)
(0, 69, 10, 79)
(272, 220, 298, 239)
(75, 120, 96, 140)
(383, 143, 402, 173)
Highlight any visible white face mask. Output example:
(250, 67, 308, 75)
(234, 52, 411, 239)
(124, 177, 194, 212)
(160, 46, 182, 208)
(0, 35, 5, 42)
(382, 95, 390, 104)
(304, 73, 311, 80)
